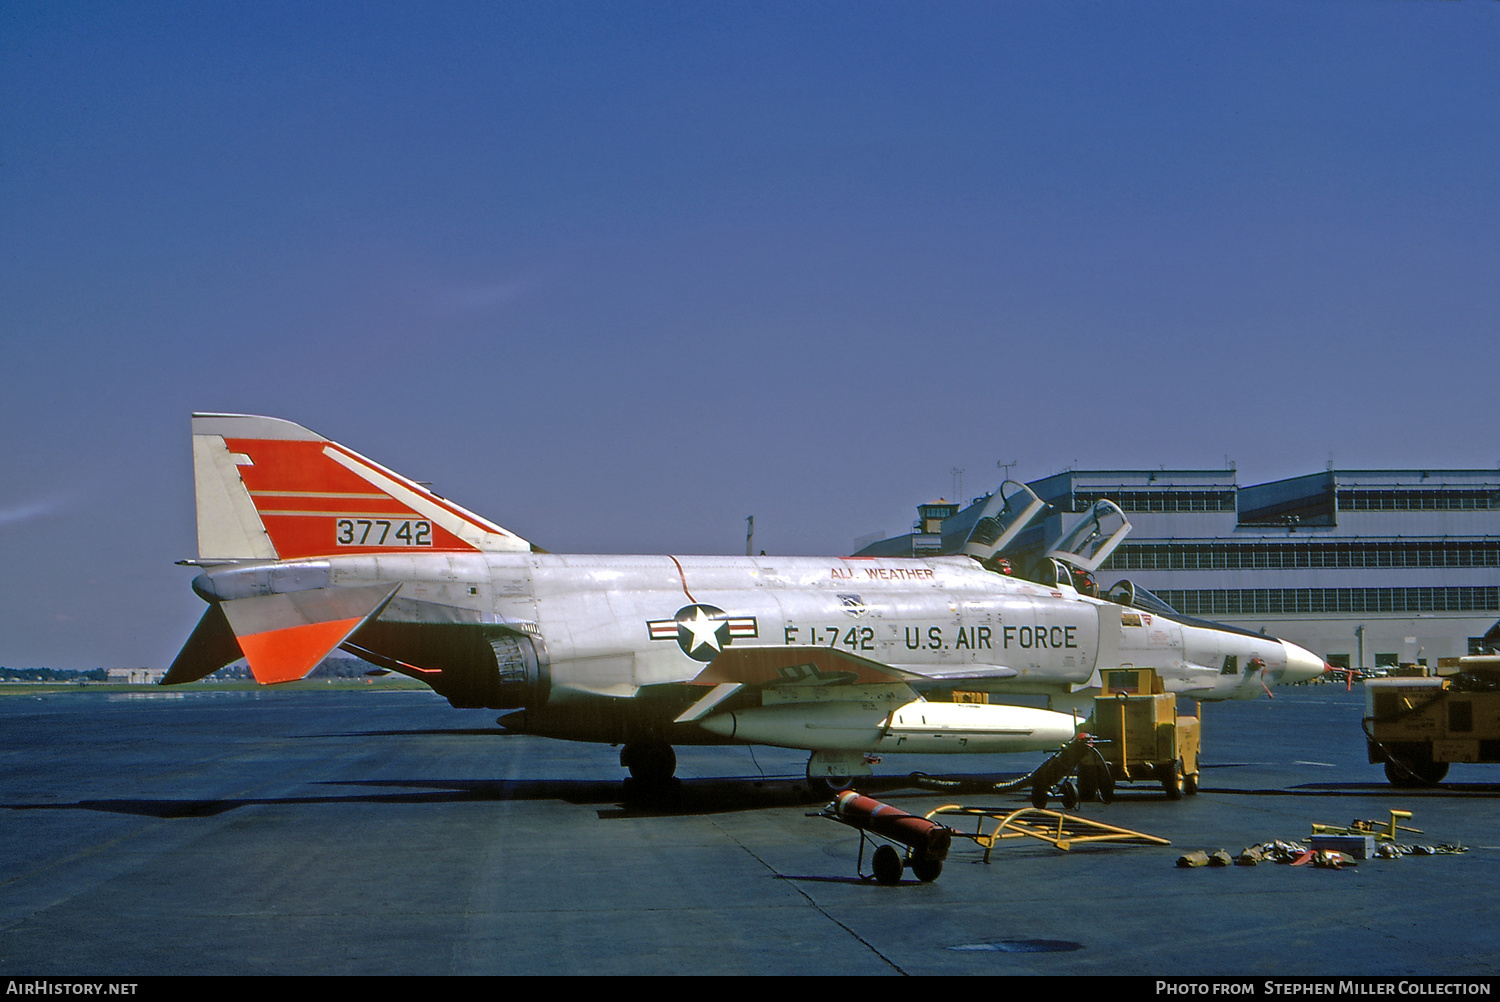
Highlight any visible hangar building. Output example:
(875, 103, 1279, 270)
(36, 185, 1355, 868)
(855, 469, 1500, 670)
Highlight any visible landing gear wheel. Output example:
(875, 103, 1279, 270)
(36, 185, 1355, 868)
(806, 756, 858, 799)
(909, 856, 943, 883)
(1030, 784, 1049, 809)
(621, 742, 676, 785)
(872, 845, 903, 886)
(1162, 759, 1184, 801)
(1060, 779, 1079, 811)
(807, 774, 856, 799)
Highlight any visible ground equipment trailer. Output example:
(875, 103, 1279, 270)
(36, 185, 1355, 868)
(1365, 660, 1500, 786)
(1086, 668, 1201, 799)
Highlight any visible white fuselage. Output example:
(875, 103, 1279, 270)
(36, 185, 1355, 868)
(306, 551, 1314, 706)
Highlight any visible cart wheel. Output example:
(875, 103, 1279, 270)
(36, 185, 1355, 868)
(1060, 779, 1079, 811)
(1077, 760, 1098, 802)
(1030, 784, 1049, 809)
(1184, 771, 1199, 796)
(1092, 749, 1116, 804)
(1162, 759, 1184, 800)
(1385, 756, 1449, 787)
(910, 856, 943, 883)
(872, 845, 903, 885)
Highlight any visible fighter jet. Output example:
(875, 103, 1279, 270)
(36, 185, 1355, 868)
(166, 414, 1328, 791)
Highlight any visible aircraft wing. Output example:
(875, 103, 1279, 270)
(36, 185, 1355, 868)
(674, 646, 1018, 723)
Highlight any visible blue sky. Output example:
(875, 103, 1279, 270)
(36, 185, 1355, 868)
(3, 2, 1498, 668)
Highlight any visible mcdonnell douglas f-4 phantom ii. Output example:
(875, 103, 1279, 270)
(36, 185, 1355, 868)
(166, 414, 1328, 790)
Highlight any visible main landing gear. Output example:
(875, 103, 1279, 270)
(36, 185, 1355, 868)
(620, 742, 678, 797)
(805, 750, 876, 800)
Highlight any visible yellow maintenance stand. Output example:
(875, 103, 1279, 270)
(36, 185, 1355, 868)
(1086, 668, 1201, 799)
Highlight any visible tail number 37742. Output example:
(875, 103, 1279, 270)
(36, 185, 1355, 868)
(335, 518, 433, 547)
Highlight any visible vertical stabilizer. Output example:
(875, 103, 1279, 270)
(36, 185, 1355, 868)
(190, 413, 531, 560)
(193, 418, 293, 560)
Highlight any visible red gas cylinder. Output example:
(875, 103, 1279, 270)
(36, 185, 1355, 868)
(833, 791, 951, 859)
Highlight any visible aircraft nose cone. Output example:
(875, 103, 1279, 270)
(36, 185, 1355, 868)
(1278, 640, 1326, 685)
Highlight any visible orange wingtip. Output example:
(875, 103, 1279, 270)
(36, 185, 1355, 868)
(237, 617, 365, 685)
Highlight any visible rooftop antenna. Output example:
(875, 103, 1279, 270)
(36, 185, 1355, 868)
(996, 458, 1019, 482)
(952, 467, 965, 504)
(745, 515, 754, 557)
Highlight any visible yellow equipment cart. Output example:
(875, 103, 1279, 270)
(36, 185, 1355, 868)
(1365, 657, 1500, 786)
(1087, 668, 1201, 799)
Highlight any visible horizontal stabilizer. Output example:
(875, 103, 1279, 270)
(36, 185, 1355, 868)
(219, 584, 400, 685)
(162, 603, 245, 685)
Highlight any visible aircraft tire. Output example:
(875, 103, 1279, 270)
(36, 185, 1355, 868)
(623, 742, 676, 785)
(1162, 759, 1184, 801)
(872, 845, 903, 886)
(910, 856, 943, 883)
(805, 754, 858, 799)
(806, 774, 855, 800)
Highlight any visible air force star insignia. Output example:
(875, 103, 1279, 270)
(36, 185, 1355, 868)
(647, 604, 758, 662)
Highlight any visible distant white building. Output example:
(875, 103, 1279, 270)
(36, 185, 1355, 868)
(107, 667, 167, 684)
(857, 468, 1500, 670)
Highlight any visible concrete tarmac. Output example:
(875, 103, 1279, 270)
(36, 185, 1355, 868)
(1, 684, 1497, 976)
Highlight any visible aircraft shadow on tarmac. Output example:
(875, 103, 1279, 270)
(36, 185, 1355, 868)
(11, 777, 1499, 821)
(2, 772, 1052, 821)
(1215, 783, 1500, 797)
